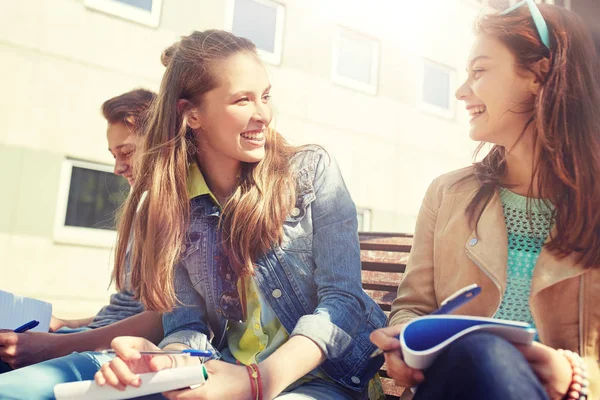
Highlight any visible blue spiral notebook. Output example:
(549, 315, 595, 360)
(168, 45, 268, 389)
(400, 315, 536, 370)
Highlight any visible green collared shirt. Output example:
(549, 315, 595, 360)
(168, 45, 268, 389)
(187, 162, 219, 206)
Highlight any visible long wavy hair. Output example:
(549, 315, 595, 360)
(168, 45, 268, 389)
(114, 30, 297, 311)
(465, 5, 600, 267)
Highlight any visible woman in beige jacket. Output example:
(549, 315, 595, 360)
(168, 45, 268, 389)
(371, 2, 599, 400)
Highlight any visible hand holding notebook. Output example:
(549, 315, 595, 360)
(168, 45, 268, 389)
(54, 364, 208, 400)
(371, 284, 537, 370)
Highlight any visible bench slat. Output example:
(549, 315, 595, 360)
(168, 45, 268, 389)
(359, 232, 413, 399)
(359, 232, 413, 240)
(361, 270, 403, 290)
(360, 242, 412, 252)
(361, 251, 410, 263)
(361, 261, 406, 273)
(380, 377, 405, 398)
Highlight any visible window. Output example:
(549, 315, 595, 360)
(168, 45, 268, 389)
(357, 208, 373, 232)
(84, 0, 162, 27)
(419, 59, 456, 118)
(331, 27, 380, 95)
(226, 0, 285, 65)
(54, 159, 129, 247)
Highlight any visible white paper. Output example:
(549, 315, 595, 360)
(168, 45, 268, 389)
(0, 290, 52, 332)
(54, 365, 208, 400)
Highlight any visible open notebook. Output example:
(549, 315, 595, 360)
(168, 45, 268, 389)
(0, 290, 52, 332)
(400, 315, 537, 370)
(54, 364, 208, 400)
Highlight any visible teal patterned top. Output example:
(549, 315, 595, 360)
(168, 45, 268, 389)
(494, 187, 554, 327)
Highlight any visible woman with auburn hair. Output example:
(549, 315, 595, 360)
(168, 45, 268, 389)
(371, 2, 599, 400)
(95, 30, 386, 400)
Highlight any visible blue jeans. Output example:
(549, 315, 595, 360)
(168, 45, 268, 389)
(0, 351, 165, 400)
(277, 378, 368, 399)
(413, 332, 549, 400)
(0, 352, 114, 400)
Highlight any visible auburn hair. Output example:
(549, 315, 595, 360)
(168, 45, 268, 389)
(465, 5, 600, 267)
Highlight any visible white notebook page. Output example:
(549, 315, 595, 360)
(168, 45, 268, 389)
(0, 290, 52, 332)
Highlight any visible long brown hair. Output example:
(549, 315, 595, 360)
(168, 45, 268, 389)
(114, 30, 297, 311)
(465, 5, 600, 267)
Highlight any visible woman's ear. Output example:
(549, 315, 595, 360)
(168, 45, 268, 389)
(530, 58, 550, 95)
(186, 108, 202, 130)
(178, 99, 202, 130)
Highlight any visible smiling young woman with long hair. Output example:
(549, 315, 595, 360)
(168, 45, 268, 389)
(95, 30, 386, 400)
(371, 2, 600, 400)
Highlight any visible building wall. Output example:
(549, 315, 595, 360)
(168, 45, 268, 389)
(0, 0, 481, 317)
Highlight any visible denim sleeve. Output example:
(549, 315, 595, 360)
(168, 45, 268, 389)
(87, 247, 145, 329)
(290, 151, 365, 359)
(87, 289, 146, 329)
(158, 261, 212, 350)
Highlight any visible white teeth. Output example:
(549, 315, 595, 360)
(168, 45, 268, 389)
(241, 132, 264, 140)
(469, 106, 486, 116)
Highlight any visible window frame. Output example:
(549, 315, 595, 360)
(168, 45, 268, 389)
(357, 207, 373, 232)
(225, 0, 286, 65)
(84, 0, 163, 28)
(418, 58, 457, 119)
(331, 26, 380, 95)
(53, 159, 123, 248)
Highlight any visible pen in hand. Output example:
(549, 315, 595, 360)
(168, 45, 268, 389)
(369, 284, 482, 359)
(13, 320, 40, 333)
(100, 349, 214, 358)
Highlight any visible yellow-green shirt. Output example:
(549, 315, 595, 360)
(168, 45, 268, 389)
(186, 163, 383, 399)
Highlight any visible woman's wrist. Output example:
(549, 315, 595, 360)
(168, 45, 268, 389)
(558, 349, 589, 400)
(246, 363, 263, 400)
(256, 362, 275, 400)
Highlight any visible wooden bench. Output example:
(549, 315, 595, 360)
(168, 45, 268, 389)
(359, 232, 414, 400)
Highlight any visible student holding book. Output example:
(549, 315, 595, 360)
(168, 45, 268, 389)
(0, 89, 164, 398)
(370, 2, 599, 400)
(93, 30, 386, 400)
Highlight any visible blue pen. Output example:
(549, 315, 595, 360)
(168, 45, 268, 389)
(14, 320, 40, 333)
(101, 349, 214, 358)
(431, 284, 482, 315)
(370, 284, 482, 358)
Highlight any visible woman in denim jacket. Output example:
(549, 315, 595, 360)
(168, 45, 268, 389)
(95, 30, 386, 400)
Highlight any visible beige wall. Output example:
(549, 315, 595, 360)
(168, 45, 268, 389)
(0, 0, 481, 317)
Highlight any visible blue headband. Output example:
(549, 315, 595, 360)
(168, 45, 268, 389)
(501, 0, 551, 49)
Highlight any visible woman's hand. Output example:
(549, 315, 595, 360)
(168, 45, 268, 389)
(370, 325, 425, 388)
(163, 360, 252, 400)
(515, 342, 573, 400)
(94, 336, 177, 390)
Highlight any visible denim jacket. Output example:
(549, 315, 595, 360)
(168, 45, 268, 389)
(158, 147, 386, 392)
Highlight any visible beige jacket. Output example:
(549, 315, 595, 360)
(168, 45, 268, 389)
(389, 167, 600, 399)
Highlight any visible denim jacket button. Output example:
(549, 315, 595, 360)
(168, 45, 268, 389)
(469, 237, 478, 246)
(181, 244, 187, 253)
(290, 207, 301, 217)
(351, 376, 360, 384)
(272, 289, 282, 298)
